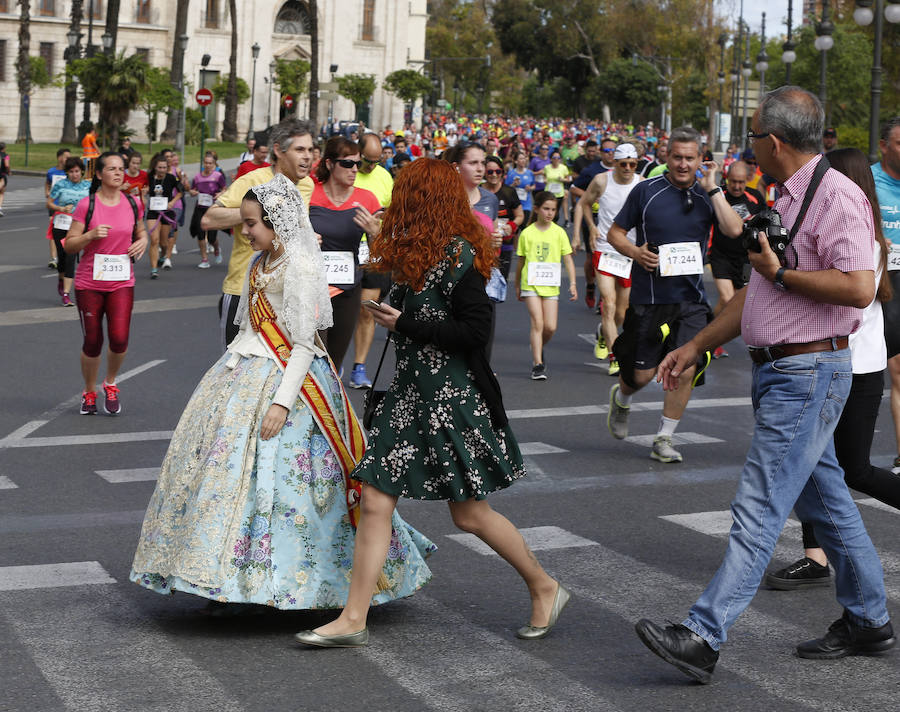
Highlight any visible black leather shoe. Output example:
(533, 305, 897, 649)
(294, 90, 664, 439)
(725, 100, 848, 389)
(797, 613, 896, 659)
(635, 619, 719, 684)
(764, 556, 831, 590)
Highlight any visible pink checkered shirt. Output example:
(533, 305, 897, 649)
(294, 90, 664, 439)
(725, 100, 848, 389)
(742, 154, 875, 347)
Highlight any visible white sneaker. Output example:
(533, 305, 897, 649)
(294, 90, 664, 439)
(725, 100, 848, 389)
(171, 245, 178, 255)
(651, 435, 683, 463)
(198, 260, 211, 269)
(607, 384, 629, 439)
(207, 244, 215, 254)
(163, 258, 173, 270)
(215, 254, 223, 265)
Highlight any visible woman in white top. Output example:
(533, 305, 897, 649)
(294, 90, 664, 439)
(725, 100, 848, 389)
(130, 174, 434, 610)
(765, 148, 900, 589)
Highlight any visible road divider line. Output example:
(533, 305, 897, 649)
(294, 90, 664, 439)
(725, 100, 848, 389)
(447, 525, 599, 557)
(0, 561, 115, 591)
(0, 475, 18, 489)
(0, 295, 219, 327)
(507, 396, 752, 420)
(2, 431, 173, 449)
(519, 442, 568, 455)
(95, 467, 159, 483)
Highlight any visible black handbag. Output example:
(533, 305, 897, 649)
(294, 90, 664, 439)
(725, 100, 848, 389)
(362, 334, 391, 429)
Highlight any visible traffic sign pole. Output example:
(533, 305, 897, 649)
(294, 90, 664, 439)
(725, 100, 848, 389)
(195, 89, 214, 162)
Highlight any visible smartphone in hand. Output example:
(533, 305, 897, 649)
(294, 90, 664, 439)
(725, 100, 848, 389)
(362, 299, 389, 312)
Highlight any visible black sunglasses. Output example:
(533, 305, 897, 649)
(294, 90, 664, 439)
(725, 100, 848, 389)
(336, 159, 362, 168)
(682, 190, 694, 214)
(747, 129, 787, 144)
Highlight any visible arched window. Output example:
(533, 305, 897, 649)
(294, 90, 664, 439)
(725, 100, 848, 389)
(274, 1, 310, 35)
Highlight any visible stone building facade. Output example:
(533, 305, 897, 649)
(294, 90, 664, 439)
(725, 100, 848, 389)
(0, 0, 427, 142)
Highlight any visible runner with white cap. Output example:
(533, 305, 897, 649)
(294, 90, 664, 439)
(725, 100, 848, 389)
(572, 142, 643, 375)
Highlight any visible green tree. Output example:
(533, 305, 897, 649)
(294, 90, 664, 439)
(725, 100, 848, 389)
(383, 69, 433, 104)
(274, 57, 310, 116)
(15, 0, 32, 142)
(139, 65, 184, 154)
(585, 58, 663, 124)
(336, 73, 377, 120)
(71, 51, 148, 148)
(211, 74, 250, 104)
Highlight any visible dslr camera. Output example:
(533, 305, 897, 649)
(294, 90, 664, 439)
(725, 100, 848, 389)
(741, 208, 789, 258)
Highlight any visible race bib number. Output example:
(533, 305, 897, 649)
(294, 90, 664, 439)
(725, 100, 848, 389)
(515, 188, 528, 201)
(548, 181, 563, 194)
(527, 261, 561, 287)
(51, 174, 65, 187)
(889, 245, 900, 272)
(149, 196, 168, 212)
(53, 213, 72, 230)
(596, 251, 633, 279)
(358, 241, 370, 265)
(323, 251, 354, 284)
(658, 242, 704, 277)
(197, 193, 213, 207)
(92, 254, 130, 282)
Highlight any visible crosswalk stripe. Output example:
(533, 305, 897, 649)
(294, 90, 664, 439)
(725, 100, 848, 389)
(660, 510, 802, 536)
(361, 593, 618, 712)
(0, 561, 115, 591)
(519, 441, 568, 455)
(625, 431, 725, 446)
(1, 587, 246, 711)
(2, 431, 174, 449)
(507, 396, 753, 420)
(0, 295, 219, 327)
(857, 498, 900, 516)
(0, 475, 18, 489)
(447, 526, 599, 557)
(548, 543, 899, 705)
(95, 467, 159, 483)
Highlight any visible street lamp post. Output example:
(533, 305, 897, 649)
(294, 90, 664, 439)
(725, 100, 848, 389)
(717, 34, 727, 153)
(200, 53, 212, 160)
(248, 42, 260, 140)
(783, 0, 797, 84)
(741, 22, 751, 150)
(175, 34, 188, 165)
(854, 0, 900, 162)
(756, 13, 769, 102)
(267, 60, 276, 127)
(62, 28, 82, 143)
(79, 0, 96, 136)
(815, 0, 835, 118)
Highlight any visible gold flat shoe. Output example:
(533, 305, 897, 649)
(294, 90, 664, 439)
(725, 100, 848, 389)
(516, 583, 571, 640)
(294, 628, 369, 648)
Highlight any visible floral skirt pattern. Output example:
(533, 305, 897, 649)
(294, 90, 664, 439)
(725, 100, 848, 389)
(130, 352, 435, 609)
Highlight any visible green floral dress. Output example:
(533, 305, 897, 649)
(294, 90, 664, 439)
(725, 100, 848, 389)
(353, 238, 527, 501)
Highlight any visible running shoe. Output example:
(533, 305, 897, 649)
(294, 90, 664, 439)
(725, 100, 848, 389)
(58, 277, 64, 296)
(531, 364, 547, 380)
(584, 283, 596, 309)
(102, 381, 121, 415)
(607, 384, 629, 439)
(651, 435, 683, 463)
(157, 256, 164, 268)
(215, 254, 223, 265)
(80, 390, 97, 415)
(198, 260, 211, 269)
(594, 325, 609, 360)
(608, 357, 620, 376)
(61, 293, 74, 307)
(172, 245, 178, 255)
(48, 258, 58, 270)
(151, 268, 159, 279)
(163, 258, 173, 270)
(713, 346, 729, 359)
(349, 364, 372, 389)
(207, 244, 215, 254)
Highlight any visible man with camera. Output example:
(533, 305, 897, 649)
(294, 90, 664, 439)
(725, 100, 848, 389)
(605, 126, 743, 463)
(634, 87, 893, 684)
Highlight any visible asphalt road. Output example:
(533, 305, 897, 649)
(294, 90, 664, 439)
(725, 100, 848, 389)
(1, 175, 899, 711)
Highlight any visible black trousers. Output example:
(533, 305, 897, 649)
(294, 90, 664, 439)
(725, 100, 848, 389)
(319, 284, 362, 373)
(801, 370, 900, 548)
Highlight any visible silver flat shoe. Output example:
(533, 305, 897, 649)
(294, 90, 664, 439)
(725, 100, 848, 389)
(516, 583, 571, 640)
(294, 628, 369, 648)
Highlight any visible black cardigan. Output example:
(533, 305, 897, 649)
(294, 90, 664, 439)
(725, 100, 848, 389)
(393, 266, 509, 428)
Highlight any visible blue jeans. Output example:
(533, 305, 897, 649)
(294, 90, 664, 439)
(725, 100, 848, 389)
(684, 350, 889, 650)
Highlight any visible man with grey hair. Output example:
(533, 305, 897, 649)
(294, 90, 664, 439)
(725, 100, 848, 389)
(202, 118, 316, 348)
(635, 87, 893, 683)
(605, 126, 742, 463)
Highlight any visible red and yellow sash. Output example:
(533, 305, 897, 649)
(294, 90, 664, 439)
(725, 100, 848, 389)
(248, 261, 366, 528)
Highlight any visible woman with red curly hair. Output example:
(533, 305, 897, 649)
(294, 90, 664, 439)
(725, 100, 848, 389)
(295, 158, 570, 649)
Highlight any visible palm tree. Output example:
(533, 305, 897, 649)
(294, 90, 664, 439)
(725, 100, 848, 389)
(104, 0, 121, 52)
(96, 52, 147, 148)
(308, 0, 319, 127)
(221, 0, 239, 140)
(61, 0, 84, 143)
(161, 0, 190, 142)
(15, 0, 31, 143)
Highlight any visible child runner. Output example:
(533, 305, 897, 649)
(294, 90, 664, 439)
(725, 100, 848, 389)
(515, 191, 577, 380)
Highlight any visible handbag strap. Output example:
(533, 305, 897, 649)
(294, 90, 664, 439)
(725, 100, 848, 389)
(368, 284, 409, 389)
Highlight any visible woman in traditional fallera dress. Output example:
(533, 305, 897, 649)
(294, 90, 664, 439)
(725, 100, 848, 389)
(130, 173, 434, 609)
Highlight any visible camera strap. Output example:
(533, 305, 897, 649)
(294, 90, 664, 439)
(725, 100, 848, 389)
(787, 155, 831, 244)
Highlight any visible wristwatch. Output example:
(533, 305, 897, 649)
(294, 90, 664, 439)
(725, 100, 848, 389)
(773, 266, 788, 291)
(707, 186, 723, 198)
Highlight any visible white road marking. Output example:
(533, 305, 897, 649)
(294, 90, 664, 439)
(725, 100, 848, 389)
(0, 475, 18, 489)
(856, 498, 899, 515)
(95, 467, 159, 483)
(625, 431, 725, 447)
(0, 295, 218, 327)
(3, 431, 173, 449)
(447, 525, 599, 556)
(660, 510, 802, 536)
(519, 442, 568, 455)
(0, 561, 115, 591)
(507, 396, 752, 420)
